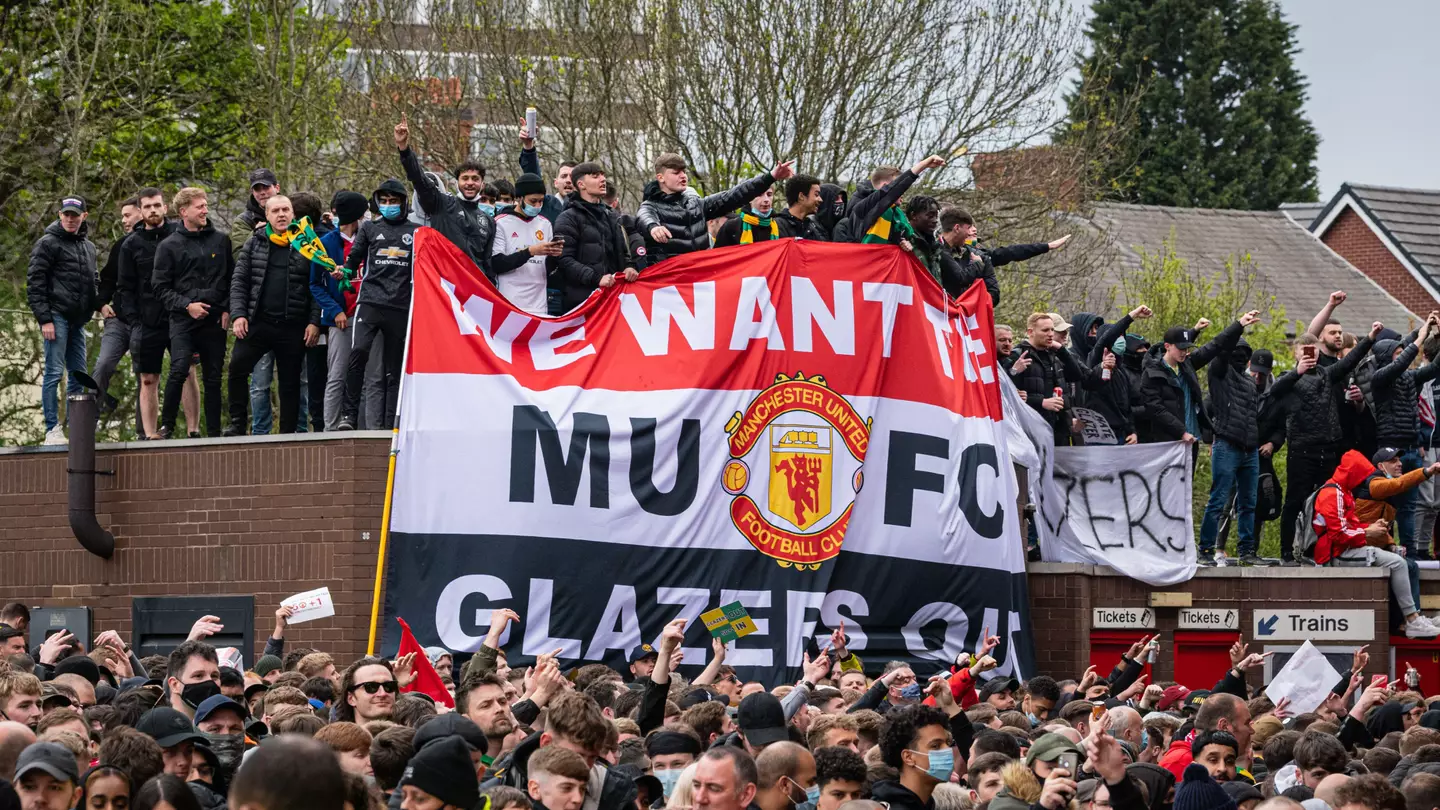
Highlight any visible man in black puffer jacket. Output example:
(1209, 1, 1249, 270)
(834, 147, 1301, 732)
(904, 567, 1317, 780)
(225, 195, 322, 436)
(831, 156, 945, 245)
(336, 179, 420, 431)
(27, 195, 99, 443)
(553, 162, 635, 312)
(394, 115, 495, 279)
(636, 153, 794, 264)
(1365, 315, 1440, 555)
(1081, 306, 1154, 444)
(1197, 338, 1272, 567)
(1139, 314, 1256, 455)
(153, 187, 233, 439)
(1268, 323, 1380, 565)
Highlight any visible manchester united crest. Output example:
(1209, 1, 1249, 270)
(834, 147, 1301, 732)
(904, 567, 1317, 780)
(722, 373, 871, 570)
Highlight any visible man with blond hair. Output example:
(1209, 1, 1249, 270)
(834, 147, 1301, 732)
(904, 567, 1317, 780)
(0, 667, 43, 729)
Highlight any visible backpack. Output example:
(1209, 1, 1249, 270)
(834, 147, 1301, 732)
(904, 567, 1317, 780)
(1256, 455, 1283, 523)
(1295, 482, 1343, 561)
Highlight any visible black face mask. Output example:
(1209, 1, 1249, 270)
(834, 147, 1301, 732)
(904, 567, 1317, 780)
(204, 732, 246, 774)
(181, 680, 221, 709)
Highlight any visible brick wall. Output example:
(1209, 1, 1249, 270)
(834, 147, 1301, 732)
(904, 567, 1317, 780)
(1321, 208, 1438, 315)
(0, 435, 391, 664)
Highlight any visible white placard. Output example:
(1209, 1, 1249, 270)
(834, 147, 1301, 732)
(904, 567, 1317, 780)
(1092, 607, 1155, 629)
(1179, 608, 1239, 630)
(1265, 640, 1342, 715)
(281, 587, 335, 624)
(1002, 376, 1196, 587)
(1253, 609, 1373, 641)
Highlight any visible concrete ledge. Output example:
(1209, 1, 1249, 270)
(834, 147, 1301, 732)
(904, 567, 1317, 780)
(1028, 561, 1385, 578)
(0, 430, 393, 455)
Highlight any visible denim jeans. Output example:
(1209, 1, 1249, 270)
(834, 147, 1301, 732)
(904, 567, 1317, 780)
(41, 313, 88, 431)
(1200, 438, 1259, 556)
(1397, 448, 1423, 555)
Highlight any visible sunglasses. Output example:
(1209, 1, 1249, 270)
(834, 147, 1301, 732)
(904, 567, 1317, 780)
(350, 680, 398, 695)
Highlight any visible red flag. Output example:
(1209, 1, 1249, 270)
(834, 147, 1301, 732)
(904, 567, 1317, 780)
(395, 617, 455, 708)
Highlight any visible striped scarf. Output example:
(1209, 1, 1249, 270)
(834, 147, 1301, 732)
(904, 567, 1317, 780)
(268, 216, 353, 292)
(739, 210, 779, 244)
(862, 205, 915, 245)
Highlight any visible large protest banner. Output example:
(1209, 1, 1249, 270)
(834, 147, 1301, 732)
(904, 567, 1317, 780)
(1002, 377, 1196, 585)
(379, 231, 1033, 683)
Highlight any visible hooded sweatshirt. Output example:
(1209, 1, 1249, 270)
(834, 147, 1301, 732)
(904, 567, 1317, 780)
(1207, 339, 1262, 450)
(345, 179, 420, 312)
(815, 184, 847, 239)
(1312, 449, 1378, 564)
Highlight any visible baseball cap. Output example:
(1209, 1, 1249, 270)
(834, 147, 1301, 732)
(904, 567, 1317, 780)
(629, 644, 659, 664)
(413, 712, 488, 755)
(737, 692, 788, 747)
(137, 707, 206, 749)
(1025, 732, 1082, 767)
(1223, 781, 1264, 806)
(1250, 349, 1275, 373)
(14, 742, 79, 784)
(244, 682, 270, 702)
(1183, 690, 1211, 713)
(40, 684, 74, 709)
(1373, 447, 1401, 464)
(194, 694, 248, 726)
(979, 676, 1019, 699)
(59, 196, 86, 214)
(678, 688, 728, 710)
(1048, 313, 1073, 332)
(0, 624, 22, 641)
(248, 168, 279, 189)
(1163, 326, 1196, 350)
(1156, 685, 1191, 712)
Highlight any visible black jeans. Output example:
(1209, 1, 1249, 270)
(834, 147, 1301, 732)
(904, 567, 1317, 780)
(1280, 444, 1340, 560)
(228, 320, 307, 434)
(161, 315, 226, 436)
(343, 303, 405, 428)
(306, 343, 327, 432)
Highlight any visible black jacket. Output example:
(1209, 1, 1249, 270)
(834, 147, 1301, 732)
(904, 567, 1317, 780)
(1270, 336, 1375, 450)
(636, 171, 775, 263)
(1082, 315, 1138, 439)
(399, 147, 495, 278)
(231, 232, 322, 326)
(1207, 339, 1262, 450)
(870, 781, 935, 810)
(554, 194, 631, 311)
(939, 240, 1001, 304)
(1369, 339, 1440, 447)
(117, 221, 179, 328)
(151, 222, 233, 320)
(771, 208, 829, 241)
(98, 231, 128, 312)
(713, 207, 782, 248)
(1012, 339, 1086, 442)
(487, 730, 638, 810)
(27, 220, 98, 324)
(346, 180, 420, 312)
(831, 172, 920, 244)
(1139, 321, 1243, 443)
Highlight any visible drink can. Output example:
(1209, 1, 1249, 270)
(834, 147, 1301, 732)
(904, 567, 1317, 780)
(525, 107, 537, 139)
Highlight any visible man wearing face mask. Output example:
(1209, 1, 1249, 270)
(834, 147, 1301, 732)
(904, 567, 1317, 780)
(1199, 334, 1273, 567)
(395, 114, 495, 278)
(872, 705, 958, 810)
(336, 178, 420, 431)
(756, 743, 817, 810)
(647, 729, 702, 803)
(492, 173, 564, 316)
(1079, 306, 1154, 446)
(193, 695, 250, 778)
(137, 707, 209, 781)
(165, 640, 222, 719)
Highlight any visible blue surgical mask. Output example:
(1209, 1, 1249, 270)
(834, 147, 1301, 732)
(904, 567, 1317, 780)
(806, 784, 821, 804)
(1027, 711, 1041, 727)
(655, 768, 682, 798)
(378, 203, 401, 220)
(477, 203, 496, 216)
(523, 203, 543, 218)
(1113, 337, 1127, 355)
(910, 748, 954, 782)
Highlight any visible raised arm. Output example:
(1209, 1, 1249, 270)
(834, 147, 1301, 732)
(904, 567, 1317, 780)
(1307, 291, 1345, 338)
(701, 162, 790, 220)
(395, 116, 447, 220)
(1191, 315, 1252, 370)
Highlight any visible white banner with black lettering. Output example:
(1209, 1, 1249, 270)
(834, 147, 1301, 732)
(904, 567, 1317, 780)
(1001, 375, 1196, 585)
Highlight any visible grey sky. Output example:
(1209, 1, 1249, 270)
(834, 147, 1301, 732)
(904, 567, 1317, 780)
(1053, 0, 1440, 200)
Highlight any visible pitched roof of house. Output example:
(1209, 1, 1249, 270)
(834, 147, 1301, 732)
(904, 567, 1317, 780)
(1311, 183, 1440, 291)
(1082, 203, 1415, 333)
(1279, 201, 1325, 229)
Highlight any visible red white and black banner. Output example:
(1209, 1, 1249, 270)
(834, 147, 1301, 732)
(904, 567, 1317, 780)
(381, 230, 1034, 683)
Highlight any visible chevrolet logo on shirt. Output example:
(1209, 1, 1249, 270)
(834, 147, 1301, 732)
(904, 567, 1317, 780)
(376, 246, 410, 259)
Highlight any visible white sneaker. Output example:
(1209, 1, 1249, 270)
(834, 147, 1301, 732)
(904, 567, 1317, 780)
(1406, 615, 1439, 639)
(42, 426, 67, 446)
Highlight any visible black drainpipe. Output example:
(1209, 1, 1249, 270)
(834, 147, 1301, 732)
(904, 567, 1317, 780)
(67, 372, 114, 559)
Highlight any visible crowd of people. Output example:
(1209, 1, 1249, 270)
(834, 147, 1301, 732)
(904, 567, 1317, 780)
(25, 119, 1070, 446)
(0, 600, 1435, 810)
(999, 295, 1440, 624)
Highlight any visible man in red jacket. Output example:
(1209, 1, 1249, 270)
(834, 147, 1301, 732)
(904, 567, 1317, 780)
(1314, 450, 1438, 639)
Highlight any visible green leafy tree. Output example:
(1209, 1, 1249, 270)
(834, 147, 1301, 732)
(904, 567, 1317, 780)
(1065, 0, 1320, 210)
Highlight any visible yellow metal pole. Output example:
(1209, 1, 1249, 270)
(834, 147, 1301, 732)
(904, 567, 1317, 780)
(366, 428, 401, 655)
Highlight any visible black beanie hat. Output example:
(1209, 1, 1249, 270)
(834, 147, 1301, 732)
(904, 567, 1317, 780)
(332, 191, 369, 226)
(54, 655, 101, 686)
(1173, 764, 1236, 810)
(514, 173, 546, 198)
(400, 736, 480, 809)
